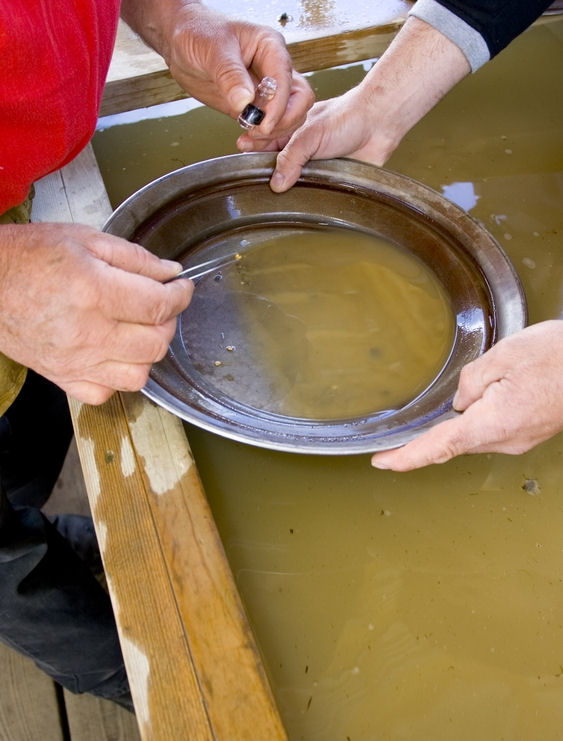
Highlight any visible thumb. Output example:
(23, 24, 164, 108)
(270, 138, 311, 192)
(214, 56, 255, 114)
(452, 350, 504, 412)
(228, 80, 255, 114)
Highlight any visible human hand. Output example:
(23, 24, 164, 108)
(130, 2, 314, 139)
(269, 86, 396, 193)
(370, 321, 563, 471)
(0, 223, 192, 405)
(269, 16, 470, 192)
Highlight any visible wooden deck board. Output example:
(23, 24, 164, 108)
(31, 144, 287, 740)
(64, 691, 141, 741)
(101, 10, 409, 116)
(0, 642, 64, 741)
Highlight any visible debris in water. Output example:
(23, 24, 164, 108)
(522, 478, 541, 495)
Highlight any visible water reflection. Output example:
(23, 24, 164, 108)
(457, 306, 487, 334)
(441, 181, 480, 211)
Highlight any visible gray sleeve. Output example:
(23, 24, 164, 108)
(408, 0, 491, 72)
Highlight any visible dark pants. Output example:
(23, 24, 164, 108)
(0, 371, 132, 709)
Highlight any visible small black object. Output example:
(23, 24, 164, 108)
(239, 104, 265, 128)
(238, 77, 277, 130)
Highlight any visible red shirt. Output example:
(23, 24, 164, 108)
(0, 0, 120, 213)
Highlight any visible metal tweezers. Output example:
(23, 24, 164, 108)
(165, 252, 241, 283)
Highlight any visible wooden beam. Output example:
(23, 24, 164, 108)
(100, 18, 406, 116)
(31, 145, 287, 741)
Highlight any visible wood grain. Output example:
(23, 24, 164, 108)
(70, 394, 215, 740)
(32, 145, 287, 740)
(0, 643, 63, 741)
(101, 18, 406, 116)
(64, 690, 141, 741)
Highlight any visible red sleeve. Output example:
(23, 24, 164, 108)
(0, 0, 120, 213)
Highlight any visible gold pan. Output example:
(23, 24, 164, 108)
(103, 153, 526, 454)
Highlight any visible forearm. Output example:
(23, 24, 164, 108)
(358, 16, 470, 157)
(270, 16, 470, 190)
(410, 0, 554, 71)
(120, 0, 200, 64)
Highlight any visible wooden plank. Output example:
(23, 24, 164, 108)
(289, 22, 404, 71)
(100, 2, 561, 117)
(0, 642, 63, 741)
(120, 395, 287, 740)
(101, 17, 406, 116)
(63, 691, 141, 741)
(69, 394, 214, 741)
(32, 146, 113, 228)
(30, 169, 72, 224)
(32, 145, 287, 740)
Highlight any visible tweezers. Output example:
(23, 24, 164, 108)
(165, 252, 241, 283)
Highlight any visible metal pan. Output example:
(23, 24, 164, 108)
(103, 153, 527, 454)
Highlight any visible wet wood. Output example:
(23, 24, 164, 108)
(32, 145, 287, 740)
(70, 395, 213, 740)
(102, 1, 561, 117)
(101, 13, 408, 116)
(71, 394, 287, 740)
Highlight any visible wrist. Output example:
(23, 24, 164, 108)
(120, 0, 203, 64)
(359, 17, 470, 155)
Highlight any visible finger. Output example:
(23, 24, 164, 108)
(95, 270, 193, 326)
(243, 34, 294, 133)
(201, 25, 284, 116)
(370, 415, 471, 471)
(62, 360, 153, 403)
(93, 316, 178, 365)
(370, 397, 511, 470)
(270, 136, 315, 192)
(371, 388, 523, 471)
(212, 49, 256, 114)
(237, 132, 291, 152)
(84, 231, 184, 282)
(91, 359, 155, 393)
(257, 69, 299, 136)
(237, 136, 282, 152)
(63, 381, 117, 406)
(47, 317, 177, 391)
(271, 73, 314, 131)
(240, 79, 313, 147)
(452, 349, 504, 411)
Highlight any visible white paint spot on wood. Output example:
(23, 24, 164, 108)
(95, 520, 108, 555)
(79, 437, 102, 506)
(120, 434, 136, 478)
(128, 401, 193, 495)
(120, 635, 152, 732)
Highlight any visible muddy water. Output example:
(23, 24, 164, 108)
(93, 16, 563, 741)
(183, 228, 454, 419)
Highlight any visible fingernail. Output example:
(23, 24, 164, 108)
(237, 138, 253, 152)
(270, 170, 286, 192)
(371, 458, 390, 470)
(232, 86, 254, 113)
(163, 259, 183, 271)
